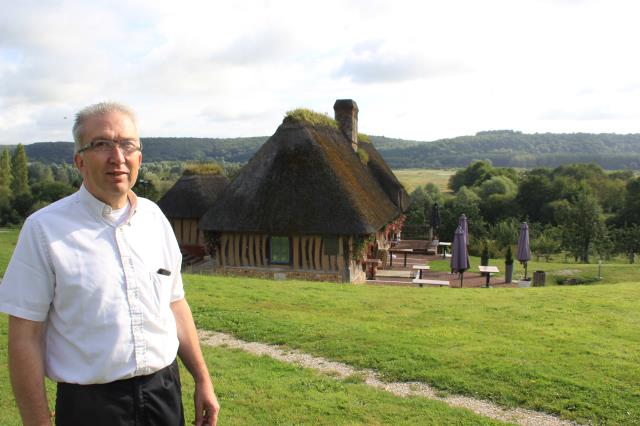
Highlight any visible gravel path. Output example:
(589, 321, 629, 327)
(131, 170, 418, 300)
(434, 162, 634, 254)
(198, 330, 580, 426)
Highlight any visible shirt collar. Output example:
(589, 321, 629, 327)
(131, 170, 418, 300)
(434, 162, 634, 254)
(79, 184, 138, 224)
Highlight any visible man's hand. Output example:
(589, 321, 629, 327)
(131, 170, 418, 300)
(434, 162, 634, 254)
(171, 298, 220, 426)
(194, 379, 220, 426)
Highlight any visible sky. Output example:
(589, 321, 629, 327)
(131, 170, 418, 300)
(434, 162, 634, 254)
(2, 0, 640, 145)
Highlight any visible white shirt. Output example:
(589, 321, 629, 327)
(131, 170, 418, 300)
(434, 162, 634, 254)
(0, 185, 184, 384)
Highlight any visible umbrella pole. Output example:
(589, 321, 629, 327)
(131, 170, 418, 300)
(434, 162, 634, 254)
(524, 262, 528, 280)
(460, 272, 464, 288)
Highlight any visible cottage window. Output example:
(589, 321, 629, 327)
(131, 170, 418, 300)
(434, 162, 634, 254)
(323, 236, 339, 255)
(269, 236, 290, 264)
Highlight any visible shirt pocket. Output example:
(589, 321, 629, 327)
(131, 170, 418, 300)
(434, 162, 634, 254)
(148, 269, 172, 316)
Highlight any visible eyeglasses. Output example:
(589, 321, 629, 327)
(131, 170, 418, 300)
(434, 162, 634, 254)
(78, 139, 142, 155)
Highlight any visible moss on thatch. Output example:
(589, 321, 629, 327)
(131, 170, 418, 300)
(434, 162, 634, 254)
(357, 147, 369, 165)
(359, 141, 410, 212)
(358, 133, 371, 143)
(183, 163, 223, 176)
(284, 108, 338, 129)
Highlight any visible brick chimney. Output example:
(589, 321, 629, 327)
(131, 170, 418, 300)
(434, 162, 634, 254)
(333, 99, 359, 152)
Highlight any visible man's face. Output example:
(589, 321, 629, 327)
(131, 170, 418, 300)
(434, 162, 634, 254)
(74, 111, 142, 208)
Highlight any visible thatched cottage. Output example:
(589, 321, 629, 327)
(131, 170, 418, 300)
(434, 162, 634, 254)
(199, 99, 409, 282)
(158, 170, 229, 259)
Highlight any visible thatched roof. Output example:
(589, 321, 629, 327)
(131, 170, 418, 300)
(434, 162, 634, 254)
(158, 174, 229, 219)
(199, 118, 408, 235)
(359, 141, 410, 212)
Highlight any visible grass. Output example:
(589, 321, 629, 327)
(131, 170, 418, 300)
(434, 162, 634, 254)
(428, 255, 640, 286)
(184, 275, 640, 425)
(0, 228, 19, 277)
(0, 315, 505, 426)
(285, 108, 338, 129)
(2, 227, 640, 424)
(392, 168, 456, 193)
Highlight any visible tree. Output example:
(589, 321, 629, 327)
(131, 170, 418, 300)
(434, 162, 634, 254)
(612, 224, 640, 263)
(28, 162, 54, 184)
(476, 175, 517, 199)
(31, 181, 75, 204)
(530, 225, 562, 262)
(448, 160, 496, 192)
(0, 149, 12, 190)
(11, 144, 30, 196)
(613, 177, 640, 226)
(404, 183, 444, 227)
(490, 218, 520, 249)
(515, 169, 555, 223)
(440, 186, 485, 245)
(480, 240, 490, 266)
(477, 175, 518, 224)
(555, 189, 604, 263)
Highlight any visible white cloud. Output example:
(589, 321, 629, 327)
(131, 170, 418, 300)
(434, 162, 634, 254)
(335, 40, 469, 84)
(2, 0, 640, 144)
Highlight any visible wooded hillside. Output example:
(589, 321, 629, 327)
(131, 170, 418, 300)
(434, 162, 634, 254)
(11, 130, 640, 169)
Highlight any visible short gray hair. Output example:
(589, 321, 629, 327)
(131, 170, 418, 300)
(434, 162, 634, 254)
(72, 102, 138, 153)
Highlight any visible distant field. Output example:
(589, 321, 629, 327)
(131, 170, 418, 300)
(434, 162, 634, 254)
(393, 168, 456, 193)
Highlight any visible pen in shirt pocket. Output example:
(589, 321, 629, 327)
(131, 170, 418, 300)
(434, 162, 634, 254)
(156, 268, 171, 276)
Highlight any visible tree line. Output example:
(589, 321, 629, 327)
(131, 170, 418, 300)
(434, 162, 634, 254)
(10, 130, 640, 169)
(0, 145, 242, 226)
(403, 160, 640, 264)
(376, 130, 640, 169)
(0, 145, 81, 224)
(2, 144, 640, 264)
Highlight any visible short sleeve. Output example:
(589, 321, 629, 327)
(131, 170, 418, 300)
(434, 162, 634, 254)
(0, 217, 55, 321)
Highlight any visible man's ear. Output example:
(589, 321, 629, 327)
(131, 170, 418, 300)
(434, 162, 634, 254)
(74, 153, 84, 173)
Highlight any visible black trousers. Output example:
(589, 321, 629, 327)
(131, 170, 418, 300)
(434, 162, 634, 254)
(55, 360, 185, 426)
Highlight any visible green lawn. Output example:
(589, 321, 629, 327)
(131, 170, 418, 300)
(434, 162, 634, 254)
(2, 227, 640, 424)
(428, 255, 639, 286)
(0, 315, 505, 425)
(0, 228, 19, 277)
(184, 275, 640, 425)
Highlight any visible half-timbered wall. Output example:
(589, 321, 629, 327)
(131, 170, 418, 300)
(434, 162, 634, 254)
(216, 233, 346, 272)
(170, 218, 205, 246)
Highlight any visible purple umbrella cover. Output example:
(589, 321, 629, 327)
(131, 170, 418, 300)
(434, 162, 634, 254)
(450, 226, 470, 273)
(516, 222, 532, 262)
(458, 214, 469, 246)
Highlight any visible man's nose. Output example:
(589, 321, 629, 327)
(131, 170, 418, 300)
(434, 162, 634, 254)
(108, 145, 126, 163)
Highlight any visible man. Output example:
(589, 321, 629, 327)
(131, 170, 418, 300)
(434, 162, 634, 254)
(0, 102, 220, 425)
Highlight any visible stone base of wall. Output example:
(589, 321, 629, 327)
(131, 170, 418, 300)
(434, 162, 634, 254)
(349, 262, 366, 284)
(214, 267, 345, 283)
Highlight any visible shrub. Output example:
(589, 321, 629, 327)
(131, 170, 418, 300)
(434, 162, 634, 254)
(554, 275, 599, 285)
(505, 245, 514, 265)
(481, 240, 490, 266)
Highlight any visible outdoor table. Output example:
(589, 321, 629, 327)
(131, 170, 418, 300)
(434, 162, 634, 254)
(412, 265, 431, 279)
(478, 265, 499, 287)
(389, 248, 412, 267)
(438, 242, 451, 258)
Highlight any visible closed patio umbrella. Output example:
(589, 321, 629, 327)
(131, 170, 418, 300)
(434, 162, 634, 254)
(450, 225, 470, 287)
(458, 214, 469, 246)
(430, 203, 441, 238)
(517, 222, 532, 280)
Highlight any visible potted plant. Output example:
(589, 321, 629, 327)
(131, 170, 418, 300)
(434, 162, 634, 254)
(504, 245, 514, 283)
